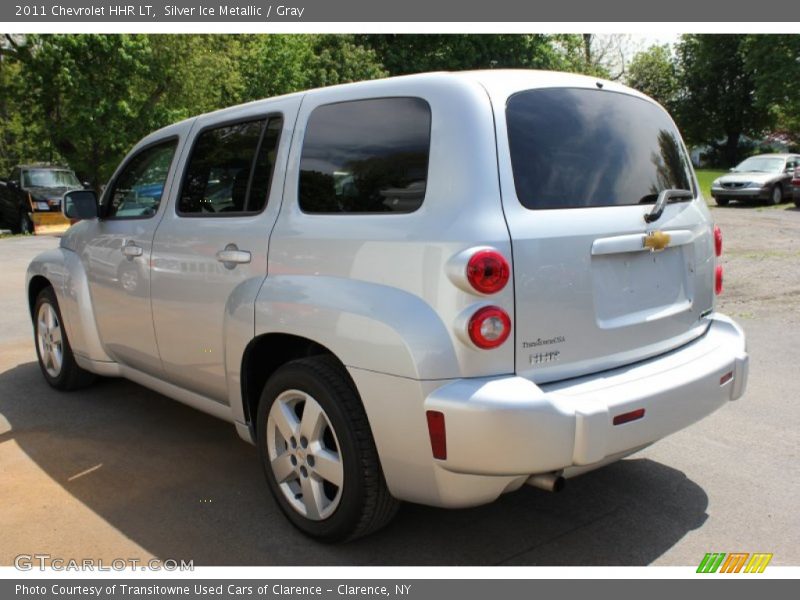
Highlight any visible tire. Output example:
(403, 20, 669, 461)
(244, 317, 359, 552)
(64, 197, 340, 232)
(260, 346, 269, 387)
(770, 185, 783, 205)
(714, 197, 729, 206)
(256, 355, 399, 542)
(19, 209, 33, 234)
(12, 208, 33, 234)
(33, 287, 96, 390)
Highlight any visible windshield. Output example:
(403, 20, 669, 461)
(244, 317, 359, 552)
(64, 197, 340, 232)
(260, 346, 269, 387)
(506, 88, 694, 209)
(733, 157, 785, 173)
(22, 169, 81, 189)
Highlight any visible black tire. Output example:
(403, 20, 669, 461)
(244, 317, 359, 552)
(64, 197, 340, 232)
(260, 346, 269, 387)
(714, 197, 729, 206)
(33, 287, 96, 391)
(12, 208, 33, 234)
(770, 184, 783, 205)
(256, 355, 399, 542)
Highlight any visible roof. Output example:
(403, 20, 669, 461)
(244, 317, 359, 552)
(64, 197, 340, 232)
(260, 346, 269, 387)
(180, 69, 650, 126)
(745, 153, 799, 159)
(17, 164, 74, 171)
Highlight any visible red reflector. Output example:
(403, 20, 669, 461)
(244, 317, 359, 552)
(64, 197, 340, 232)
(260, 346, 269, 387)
(720, 371, 733, 385)
(613, 408, 645, 426)
(714, 225, 723, 257)
(715, 265, 723, 295)
(466, 250, 510, 294)
(426, 410, 447, 460)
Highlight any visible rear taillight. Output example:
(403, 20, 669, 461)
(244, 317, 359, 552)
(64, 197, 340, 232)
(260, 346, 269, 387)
(714, 225, 723, 295)
(466, 250, 509, 294)
(468, 306, 511, 349)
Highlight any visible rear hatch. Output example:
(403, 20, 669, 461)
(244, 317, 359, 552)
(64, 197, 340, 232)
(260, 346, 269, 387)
(495, 84, 715, 383)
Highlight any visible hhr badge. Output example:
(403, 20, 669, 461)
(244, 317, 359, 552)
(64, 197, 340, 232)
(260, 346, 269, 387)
(643, 230, 671, 252)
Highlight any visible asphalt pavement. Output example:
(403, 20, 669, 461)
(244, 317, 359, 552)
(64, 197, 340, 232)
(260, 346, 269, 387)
(0, 213, 797, 566)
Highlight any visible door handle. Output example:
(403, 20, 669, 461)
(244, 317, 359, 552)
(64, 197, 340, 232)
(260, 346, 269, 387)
(121, 243, 143, 257)
(216, 244, 251, 268)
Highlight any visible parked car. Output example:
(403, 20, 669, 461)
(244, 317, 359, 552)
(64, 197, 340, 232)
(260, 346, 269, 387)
(27, 71, 748, 541)
(0, 164, 83, 234)
(793, 167, 800, 208)
(710, 153, 800, 206)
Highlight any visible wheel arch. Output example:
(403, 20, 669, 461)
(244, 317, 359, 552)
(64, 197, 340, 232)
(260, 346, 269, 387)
(240, 333, 353, 437)
(28, 274, 52, 317)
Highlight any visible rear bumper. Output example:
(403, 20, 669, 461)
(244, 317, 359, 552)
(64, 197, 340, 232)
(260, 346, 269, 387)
(427, 314, 747, 478)
(352, 314, 748, 508)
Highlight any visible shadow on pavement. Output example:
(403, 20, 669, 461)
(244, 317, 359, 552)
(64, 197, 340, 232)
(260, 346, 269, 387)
(0, 360, 709, 566)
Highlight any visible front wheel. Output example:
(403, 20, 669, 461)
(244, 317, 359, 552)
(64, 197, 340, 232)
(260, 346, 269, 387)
(770, 185, 783, 205)
(257, 356, 399, 542)
(18, 209, 33, 234)
(33, 287, 95, 390)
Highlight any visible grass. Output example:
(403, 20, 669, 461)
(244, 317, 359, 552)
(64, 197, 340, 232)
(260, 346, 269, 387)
(695, 169, 727, 205)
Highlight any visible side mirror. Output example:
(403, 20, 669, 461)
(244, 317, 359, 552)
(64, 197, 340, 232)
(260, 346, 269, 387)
(8, 179, 19, 189)
(63, 190, 98, 220)
(82, 181, 91, 189)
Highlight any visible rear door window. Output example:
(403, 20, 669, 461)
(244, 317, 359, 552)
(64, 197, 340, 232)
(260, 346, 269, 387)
(506, 88, 694, 210)
(178, 117, 283, 216)
(299, 97, 431, 214)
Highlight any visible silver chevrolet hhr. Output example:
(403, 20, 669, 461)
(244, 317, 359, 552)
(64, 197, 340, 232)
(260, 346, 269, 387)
(27, 70, 748, 541)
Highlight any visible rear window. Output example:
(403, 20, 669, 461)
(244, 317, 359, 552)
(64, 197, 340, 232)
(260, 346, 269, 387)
(506, 88, 694, 210)
(299, 97, 431, 214)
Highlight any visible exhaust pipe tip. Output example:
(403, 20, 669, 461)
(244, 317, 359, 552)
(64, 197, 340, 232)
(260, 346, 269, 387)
(526, 471, 566, 493)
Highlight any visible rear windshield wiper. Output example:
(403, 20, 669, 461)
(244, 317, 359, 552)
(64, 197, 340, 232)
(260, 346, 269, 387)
(643, 189, 694, 224)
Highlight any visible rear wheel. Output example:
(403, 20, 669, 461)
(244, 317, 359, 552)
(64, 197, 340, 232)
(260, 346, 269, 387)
(33, 287, 95, 390)
(770, 185, 783, 205)
(714, 197, 729, 206)
(257, 355, 398, 542)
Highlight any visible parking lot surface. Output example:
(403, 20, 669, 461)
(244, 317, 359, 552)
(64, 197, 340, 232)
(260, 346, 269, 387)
(1, 204, 798, 566)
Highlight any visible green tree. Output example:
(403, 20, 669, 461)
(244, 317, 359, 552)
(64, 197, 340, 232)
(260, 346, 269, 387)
(744, 35, 800, 139)
(235, 35, 387, 103)
(626, 44, 680, 112)
(0, 35, 56, 175)
(9, 34, 169, 186)
(357, 34, 587, 75)
(675, 34, 768, 166)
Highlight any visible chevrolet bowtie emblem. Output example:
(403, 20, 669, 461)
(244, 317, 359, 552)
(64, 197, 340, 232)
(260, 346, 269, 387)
(643, 230, 671, 252)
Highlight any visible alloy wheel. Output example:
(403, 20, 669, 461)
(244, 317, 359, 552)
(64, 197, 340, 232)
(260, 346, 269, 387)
(266, 389, 344, 520)
(36, 302, 63, 378)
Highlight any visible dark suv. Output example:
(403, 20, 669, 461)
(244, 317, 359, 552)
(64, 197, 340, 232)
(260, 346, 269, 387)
(0, 165, 82, 234)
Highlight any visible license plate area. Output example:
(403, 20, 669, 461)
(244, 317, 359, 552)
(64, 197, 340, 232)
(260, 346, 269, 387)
(592, 246, 692, 329)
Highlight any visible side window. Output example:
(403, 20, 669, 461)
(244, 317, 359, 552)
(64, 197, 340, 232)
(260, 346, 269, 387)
(106, 141, 177, 219)
(178, 116, 282, 216)
(299, 97, 431, 214)
(247, 118, 283, 213)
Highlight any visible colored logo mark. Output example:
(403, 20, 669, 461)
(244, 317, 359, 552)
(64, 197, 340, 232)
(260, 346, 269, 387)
(697, 552, 773, 573)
